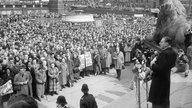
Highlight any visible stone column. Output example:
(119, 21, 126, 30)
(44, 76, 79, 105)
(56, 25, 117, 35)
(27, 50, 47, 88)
(49, 0, 65, 14)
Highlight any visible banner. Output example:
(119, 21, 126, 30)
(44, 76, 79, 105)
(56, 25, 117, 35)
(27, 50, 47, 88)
(84, 52, 93, 67)
(41, 10, 49, 14)
(79, 52, 93, 69)
(79, 55, 85, 70)
(62, 14, 94, 22)
(134, 14, 143, 17)
(13, 10, 22, 15)
(0, 80, 13, 96)
(1, 11, 12, 15)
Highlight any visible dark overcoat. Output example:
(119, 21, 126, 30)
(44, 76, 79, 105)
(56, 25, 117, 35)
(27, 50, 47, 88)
(80, 93, 98, 108)
(148, 47, 177, 105)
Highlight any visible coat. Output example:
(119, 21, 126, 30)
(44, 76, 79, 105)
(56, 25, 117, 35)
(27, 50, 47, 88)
(111, 50, 117, 66)
(187, 45, 192, 69)
(115, 51, 124, 70)
(35, 68, 47, 97)
(0, 78, 3, 108)
(26, 71, 33, 97)
(48, 67, 59, 92)
(73, 57, 81, 73)
(148, 47, 177, 105)
(80, 93, 98, 108)
(93, 53, 101, 73)
(124, 45, 131, 62)
(60, 62, 68, 85)
(66, 58, 74, 81)
(99, 48, 107, 68)
(105, 52, 111, 68)
(29, 67, 37, 98)
(35, 68, 47, 84)
(14, 72, 29, 95)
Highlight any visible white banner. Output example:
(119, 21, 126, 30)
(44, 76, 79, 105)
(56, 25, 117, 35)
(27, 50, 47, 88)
(85, 52, 93, 67)
(62, 14, 94, 22)
(134, 14, 143, 17)
(79, 52, 93, 69)
(79, 55, 85, 70)
(0, 80, 13, 96)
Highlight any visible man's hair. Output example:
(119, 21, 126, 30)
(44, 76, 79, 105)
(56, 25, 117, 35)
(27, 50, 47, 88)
(7, 94, 38, 108)
(163, 36, 172, 46)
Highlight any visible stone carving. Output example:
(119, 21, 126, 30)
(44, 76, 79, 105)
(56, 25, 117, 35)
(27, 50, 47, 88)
(147, 0, 192, 51)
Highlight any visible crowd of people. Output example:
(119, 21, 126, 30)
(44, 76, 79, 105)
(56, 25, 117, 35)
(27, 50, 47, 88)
(0, 11, 191, 108)
(0, 12, 156, 107)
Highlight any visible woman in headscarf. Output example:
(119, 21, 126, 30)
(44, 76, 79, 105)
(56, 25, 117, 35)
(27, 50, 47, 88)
(48, 63, 59, 96)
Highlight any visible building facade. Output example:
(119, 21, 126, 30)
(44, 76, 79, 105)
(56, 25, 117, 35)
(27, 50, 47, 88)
(0, 0, 49, 15)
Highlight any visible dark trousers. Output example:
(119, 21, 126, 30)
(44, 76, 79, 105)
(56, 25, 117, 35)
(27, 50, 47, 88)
(80, 69, 90, 78)
(116, 69, 121, 80)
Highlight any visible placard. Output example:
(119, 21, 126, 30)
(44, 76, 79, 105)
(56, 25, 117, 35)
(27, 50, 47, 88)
(0, 80, 13, 96)
(84, 52, 93, 67)
(79, 55, 85, 70)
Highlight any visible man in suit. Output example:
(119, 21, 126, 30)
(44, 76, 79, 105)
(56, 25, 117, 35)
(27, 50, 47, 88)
(14, 66, 29, 95)
(80, 84, 98, 108)
(35, 66, 47, 101)
(115, 47, 124, 80)
(148, 37, 177, 108)
(0, 77, 4, 108)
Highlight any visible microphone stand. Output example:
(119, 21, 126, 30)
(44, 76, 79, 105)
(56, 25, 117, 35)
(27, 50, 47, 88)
(146, 80, 149, 108)
(135, 63, 150, 108)
(136, 70, 141, 108)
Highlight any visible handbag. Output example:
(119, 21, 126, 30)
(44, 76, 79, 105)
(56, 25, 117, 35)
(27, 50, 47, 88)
(13, 85, 21, 91)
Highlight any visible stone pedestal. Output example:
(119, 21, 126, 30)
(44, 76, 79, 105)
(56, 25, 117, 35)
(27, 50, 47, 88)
(49, 0, 65, 14)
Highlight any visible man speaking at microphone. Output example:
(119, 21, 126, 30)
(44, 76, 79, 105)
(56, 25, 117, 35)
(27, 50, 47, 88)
(148, 37, 177, 108)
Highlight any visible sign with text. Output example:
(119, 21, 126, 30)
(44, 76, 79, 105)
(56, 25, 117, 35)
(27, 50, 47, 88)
(79, 55, 85, 70)
(0, 80, 13, 96)
(84, 52, 93, 67)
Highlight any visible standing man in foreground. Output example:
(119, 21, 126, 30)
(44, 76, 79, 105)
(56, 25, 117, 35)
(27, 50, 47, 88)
(148, 37, 177, 108)
(115, 47, 124, 80)
(80, 84, 98, 108)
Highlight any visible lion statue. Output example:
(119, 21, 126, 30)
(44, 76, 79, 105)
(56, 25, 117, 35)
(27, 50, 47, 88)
(146, 0, 192, 51)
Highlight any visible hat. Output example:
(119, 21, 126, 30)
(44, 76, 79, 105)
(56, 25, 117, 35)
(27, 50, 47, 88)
(81, 84, 89, 93)
(56, 95, 67, 105)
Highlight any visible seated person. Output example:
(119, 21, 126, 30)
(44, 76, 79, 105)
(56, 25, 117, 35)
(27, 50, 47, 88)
(172, 49, 190, 77)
